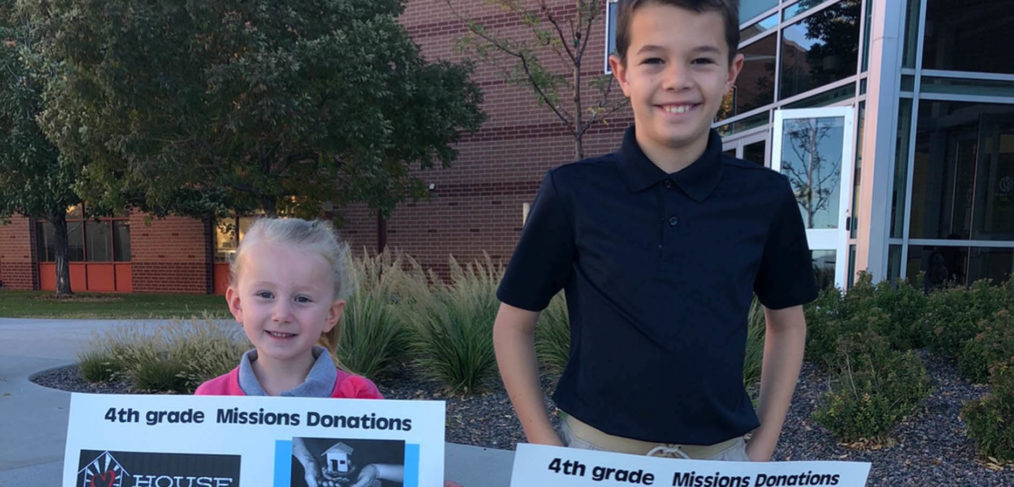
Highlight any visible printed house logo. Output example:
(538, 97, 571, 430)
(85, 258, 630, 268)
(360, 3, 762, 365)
(79, 451, 128, 487)
(77, 449, 240, 487)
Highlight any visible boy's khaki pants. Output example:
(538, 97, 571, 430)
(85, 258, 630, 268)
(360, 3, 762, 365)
(560, 413, 750, 461)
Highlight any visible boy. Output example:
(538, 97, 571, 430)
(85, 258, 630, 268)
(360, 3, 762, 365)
(494, 0, 817, 462)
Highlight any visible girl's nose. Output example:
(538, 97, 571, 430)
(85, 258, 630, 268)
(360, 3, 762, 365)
(272, 300, 293, 322)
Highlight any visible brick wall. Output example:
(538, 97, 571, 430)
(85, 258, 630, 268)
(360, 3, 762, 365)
(341, 0, 632, 274)
(0, 215, 36, 290)
(129, 212, 212, 294)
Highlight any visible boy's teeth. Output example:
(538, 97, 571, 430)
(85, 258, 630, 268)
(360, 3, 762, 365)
(663, 105, 692, 113)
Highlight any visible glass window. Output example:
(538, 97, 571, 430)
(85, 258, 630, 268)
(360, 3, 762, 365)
(732, 34, 777, 116)
(716, 111, 769, 137)
(888, 244, 904, 282)
(811, 249, 837, 290)
(780, 116, 846, 229)
(744, 140, 767, 166)
(740, 13, 778, 41)
(910, 101, 1014, 241)
(85, 221, 112, 261)
(36, 221, 56, 262)
(890, 99, 913, 239)
(908, 245, 1013, 288)
(923, 0, 1014, 74)
(779, 2, 861, 100)
(920, 77, 1014, 98)
(851, 101, 865, 239)
(741, 0, 778, 24)
(215, 216, 260, 262)
(901, 0, 921, 69)
(604, 0, 619, 73)
(67, 221, 84, 261)
(784, 84, 855, 109)
(113, 221, 131, 262)
(861, 0, 871, 72)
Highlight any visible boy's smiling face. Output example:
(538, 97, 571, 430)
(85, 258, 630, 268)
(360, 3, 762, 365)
(610, 2, 743, 170)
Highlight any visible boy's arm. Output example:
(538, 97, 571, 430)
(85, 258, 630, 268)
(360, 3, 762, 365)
(493, 302, 563, 446)
(748, 304, 807, 461)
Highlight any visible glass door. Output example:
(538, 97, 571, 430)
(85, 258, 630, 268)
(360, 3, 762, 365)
(772, 107, 855, 290)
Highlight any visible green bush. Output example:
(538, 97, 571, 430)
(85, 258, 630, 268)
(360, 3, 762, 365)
(871, 278, 927, 350)
(535, 292, 570, 375)
(962, 359, 1014, 462)
(337, 292, 411, 380)
(79, 317, 249, 393)
(923, 280, 1006, 360)
(410, 256, 501, 394)
(806, 292, 889, 372)
(958, 310, 1014, 384)
(804, 286, 845, 368)
(743, 296, 766, 389)
(812, 331, 932, 444)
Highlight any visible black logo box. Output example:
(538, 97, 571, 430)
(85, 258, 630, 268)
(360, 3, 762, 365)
(78, 449, 240, 486)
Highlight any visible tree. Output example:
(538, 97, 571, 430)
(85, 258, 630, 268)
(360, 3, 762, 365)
(25, 0, 484, 220)
(0, 1, 77, 296)
(447, 0, 627, 160)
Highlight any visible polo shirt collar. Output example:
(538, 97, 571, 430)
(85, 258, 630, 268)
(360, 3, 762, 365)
(617, 126, 724, 202)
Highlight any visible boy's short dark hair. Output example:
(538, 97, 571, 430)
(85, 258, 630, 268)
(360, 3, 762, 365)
(614, 0, 740, 64)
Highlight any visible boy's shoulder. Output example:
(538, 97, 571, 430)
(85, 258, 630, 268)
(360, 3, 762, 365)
(718, 154, 792, 192)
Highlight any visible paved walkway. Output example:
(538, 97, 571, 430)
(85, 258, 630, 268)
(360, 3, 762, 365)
(0, 318, 513, 486)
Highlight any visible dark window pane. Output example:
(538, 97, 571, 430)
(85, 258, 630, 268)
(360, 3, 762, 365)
(911, 102, 1014, 240)
(908, 245, 1013, 289)
(113, 221, 131, 262)
(86, 221, 112, 261)
(744, 140, 766, 166)
(890, 99, 913, 239)
(901, 0, 921, 68)
(811, 249, 837, 290)
(733, 34, 776, 115)
(779, 2, 860, 100)
(67, 221, 84, 261)
(923, 0, 1014, 74)
(36, 221, 56, 262)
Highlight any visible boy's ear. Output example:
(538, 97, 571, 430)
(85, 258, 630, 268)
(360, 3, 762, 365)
(323, 299, 345, 333)
(225, 287, 244, 323)
(725, 52, 745, 93)
(609, 54, 632, 98)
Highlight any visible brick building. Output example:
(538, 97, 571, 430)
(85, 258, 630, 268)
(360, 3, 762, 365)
(2, 0, 1013, 293)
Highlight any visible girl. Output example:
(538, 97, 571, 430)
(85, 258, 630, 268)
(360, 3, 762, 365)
(196, 218, 460, 487)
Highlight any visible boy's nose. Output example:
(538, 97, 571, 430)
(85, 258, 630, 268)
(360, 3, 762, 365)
(661, 63, 692, 91)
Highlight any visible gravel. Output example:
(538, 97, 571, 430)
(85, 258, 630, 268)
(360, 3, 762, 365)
(33, 350, 1012, 486)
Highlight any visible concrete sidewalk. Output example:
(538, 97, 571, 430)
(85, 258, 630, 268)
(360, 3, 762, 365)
(0, 318, 513, 486)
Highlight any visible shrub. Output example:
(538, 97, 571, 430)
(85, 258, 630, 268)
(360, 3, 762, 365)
(804, 286, 845, 368)
(535, 292, 570, 375)
(743, 296, 766, 389)
(806, 295, 888, 372)
(923, 280, 1005, 360)
(337, 292, 411, 380)
(962, 359, 1014, 462)
(410, 256, 501, 394)
(958, 310, 1014, 384)
(871, 278, 927, 350)
(813, 331, 932, 444)
(77, 348, 127, 383)
(79, 317, 248, 393)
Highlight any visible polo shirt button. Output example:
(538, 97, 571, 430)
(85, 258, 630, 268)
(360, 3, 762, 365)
(663, 179, 673, 189)
(668, 215, 679, 227)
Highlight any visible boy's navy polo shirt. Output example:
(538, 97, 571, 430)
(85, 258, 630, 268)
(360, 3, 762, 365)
(497, 126, 818, 445)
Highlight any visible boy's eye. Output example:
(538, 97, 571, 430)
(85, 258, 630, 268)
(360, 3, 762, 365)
(692, 57, 716, 65)
(642, 57, 664, 65)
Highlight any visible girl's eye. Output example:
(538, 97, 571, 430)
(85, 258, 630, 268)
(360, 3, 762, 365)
(255, 291, 273, 299)
(295, 296, 313, 304)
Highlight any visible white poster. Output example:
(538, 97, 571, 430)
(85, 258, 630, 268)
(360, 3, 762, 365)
(62, 393, 445, 487)
(509, 443, 871, 487)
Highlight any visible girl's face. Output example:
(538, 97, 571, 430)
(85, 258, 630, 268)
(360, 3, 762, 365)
(225, 241, 344, 373)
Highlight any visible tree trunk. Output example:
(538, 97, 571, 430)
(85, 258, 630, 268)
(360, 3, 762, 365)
(50, 211, 73, 297)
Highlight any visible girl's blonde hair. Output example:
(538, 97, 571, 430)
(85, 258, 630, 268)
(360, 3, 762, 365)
(231, 217, 355, 353)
